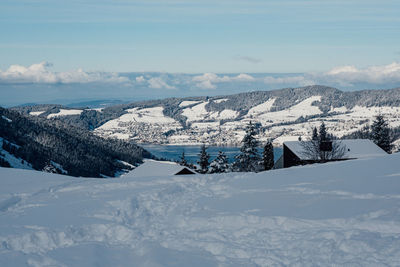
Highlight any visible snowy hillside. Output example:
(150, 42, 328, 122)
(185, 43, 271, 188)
(16, 85, 400, 147)
(0, 138, 33, 170)
(1, 153, 400, 266)
(0, 107, 150, 177)
(92, 87, 400, 146)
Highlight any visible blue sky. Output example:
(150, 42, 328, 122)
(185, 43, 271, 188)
(1, 0, 400, 73)
(0, 0, 400, 106)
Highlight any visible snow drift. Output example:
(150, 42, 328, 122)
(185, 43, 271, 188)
(1, 153, 400, 266)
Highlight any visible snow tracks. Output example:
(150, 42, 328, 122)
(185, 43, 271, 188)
(2, 154, 400, 266)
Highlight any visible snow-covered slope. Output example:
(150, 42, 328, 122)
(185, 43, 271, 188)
(246, 98, 276, 117)
(1, 153, 400, 266)
(95, 106, 182, 141)
(17, 86, 400, 147)
(179, 100, 202, 107)
(0, 107, 147, 177)
(92, 95, 330, 145)
(247, 95, 323, 125)
(29, 111, 45, 116)
(0, 138, 33, 170)
(181, 101, 211, 122)
(92, 90, 400, 146)
(47, 109, 83, 118)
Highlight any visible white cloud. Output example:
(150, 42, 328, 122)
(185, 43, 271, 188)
(262, 62, 400, 87)
(195, 80, 216, 89)
(264, 76, 315, 86)
(192, 73, 255, 89)
(326, 65, 359, 75)
(57, 69, 129, 83)
(2, 61, 400, 91)
(321, 62, 400, 85)
(135, 75, 146, 83)
(1, 62, 58, 83)
(193, 73, 223, 83)
(148, 77, 176, 89)
(0, 62, 129, 84)
(235, 73, 254, 81)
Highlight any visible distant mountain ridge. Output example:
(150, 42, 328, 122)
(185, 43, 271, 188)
(11, 85, 400, 149)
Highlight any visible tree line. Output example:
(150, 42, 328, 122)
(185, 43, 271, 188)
(179, 114, 394, 173)
(178, 121, 275, 174)
(342, 114, 394, 153)
(300, 114, 394, 163)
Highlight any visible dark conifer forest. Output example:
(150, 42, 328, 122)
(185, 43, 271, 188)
(0, 107, 151, 177)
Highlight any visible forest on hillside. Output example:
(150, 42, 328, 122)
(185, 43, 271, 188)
(0, 107, 151, 177)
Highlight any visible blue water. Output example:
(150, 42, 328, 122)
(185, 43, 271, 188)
(142, 144, 282, 164)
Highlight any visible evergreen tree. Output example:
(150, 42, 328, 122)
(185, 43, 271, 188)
(262, 140, 274, 171)
(312, 127, 318, 140)
(179, 151, 188, 166)
(319, 122, 328, 141)
(197, 144, 210, 173)
(233, 121, 261, 172)
(209, 151, 229, 173)
(371, 115, 392, 153)
(301, 122, 346, 162)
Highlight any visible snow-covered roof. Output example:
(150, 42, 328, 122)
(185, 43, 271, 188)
(129, 159, 195, 177)
(284, 139, 387, 160)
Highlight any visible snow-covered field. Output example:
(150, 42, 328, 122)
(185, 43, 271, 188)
(29, 111, 45, 116)
(47, 109, 83, 119)
(1, 153, 400, 266)
(179, 100, 202, 107)
(246, 96, 323, 125)
(181, 101, 211, 122)
(94, 107, 182, 141)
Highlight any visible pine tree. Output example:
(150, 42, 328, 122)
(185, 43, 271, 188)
(233, 121, 261, 172)
(312, 127, 318, 141)
(209, 151, 229, 173)
(371, 115, 392, 153)
(319, 122, 328, 141)
(197, 144, 210, 173)
(262, 140, 274, 171)
(179, 151, 188, 166)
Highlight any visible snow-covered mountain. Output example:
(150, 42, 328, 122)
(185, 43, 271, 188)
(1, 152, 400, 266)
(15, 85, 400, 148)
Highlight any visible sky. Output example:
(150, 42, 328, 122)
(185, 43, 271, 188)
(1, 0, 400, 106)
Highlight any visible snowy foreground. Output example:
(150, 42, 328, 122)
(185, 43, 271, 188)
(1, 155, 400, 266)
